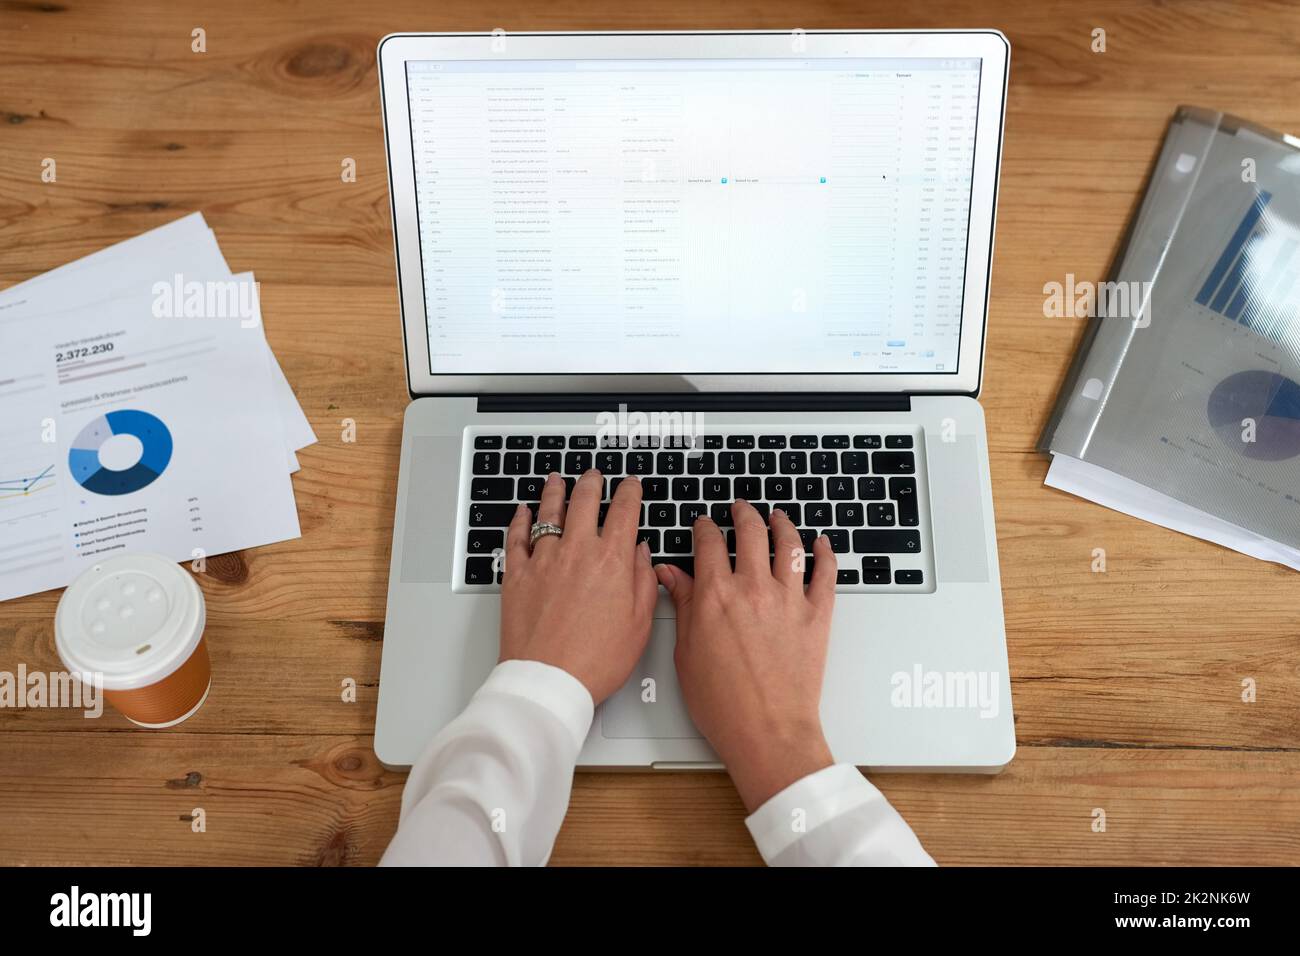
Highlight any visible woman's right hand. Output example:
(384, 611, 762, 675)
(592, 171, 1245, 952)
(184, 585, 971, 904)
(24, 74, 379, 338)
(654, 501, 839, 813)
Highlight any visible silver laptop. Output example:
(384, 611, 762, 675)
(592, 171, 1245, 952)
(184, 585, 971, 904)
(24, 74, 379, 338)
(375, 30, 1015, 772)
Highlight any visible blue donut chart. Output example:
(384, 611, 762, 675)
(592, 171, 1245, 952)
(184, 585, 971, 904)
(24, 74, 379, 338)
(68, 409, 173, 496)
(1207, 370, 1300, 462)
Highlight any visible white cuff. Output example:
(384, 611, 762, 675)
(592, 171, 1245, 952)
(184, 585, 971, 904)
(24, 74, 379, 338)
(475, 659, 595, 752)
(744, 763, 883, 861)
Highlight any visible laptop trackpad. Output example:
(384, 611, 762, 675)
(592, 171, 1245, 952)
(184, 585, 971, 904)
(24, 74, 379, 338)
(600, 619, 702, 739)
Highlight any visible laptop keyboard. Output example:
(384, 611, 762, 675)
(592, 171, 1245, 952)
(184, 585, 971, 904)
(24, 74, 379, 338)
(457, 430, 933, 593)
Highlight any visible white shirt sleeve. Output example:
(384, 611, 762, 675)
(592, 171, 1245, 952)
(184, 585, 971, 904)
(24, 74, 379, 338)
(380, 660, 933, 867)
(379, 659, 593, 867)
(744, 763, 936, 866)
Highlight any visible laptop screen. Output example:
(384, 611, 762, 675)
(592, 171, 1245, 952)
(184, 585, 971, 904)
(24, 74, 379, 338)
(404, 57, 982, 376)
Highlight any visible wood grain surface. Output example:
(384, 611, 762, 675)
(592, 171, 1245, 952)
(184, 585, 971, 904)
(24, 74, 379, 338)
(1, 0, 1298, 866)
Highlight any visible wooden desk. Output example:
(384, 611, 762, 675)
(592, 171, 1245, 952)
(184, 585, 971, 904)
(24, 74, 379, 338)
(1, 0, 1297, 866)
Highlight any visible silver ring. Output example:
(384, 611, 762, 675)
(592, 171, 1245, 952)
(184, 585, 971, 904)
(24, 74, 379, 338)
(529, 521, 564, 552)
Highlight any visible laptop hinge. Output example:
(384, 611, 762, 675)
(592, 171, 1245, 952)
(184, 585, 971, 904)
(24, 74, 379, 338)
(475, 392, 912, 414)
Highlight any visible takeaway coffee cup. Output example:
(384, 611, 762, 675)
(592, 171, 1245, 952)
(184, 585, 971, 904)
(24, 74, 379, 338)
(55, 552, 210, 728)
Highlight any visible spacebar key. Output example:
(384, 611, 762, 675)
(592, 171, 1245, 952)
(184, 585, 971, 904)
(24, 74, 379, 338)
(468, 503, 519, 527)
(852, 530, 922, 553)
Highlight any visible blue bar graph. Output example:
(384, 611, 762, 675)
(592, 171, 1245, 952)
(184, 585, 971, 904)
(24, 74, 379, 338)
(1195, 190, 1272, 307)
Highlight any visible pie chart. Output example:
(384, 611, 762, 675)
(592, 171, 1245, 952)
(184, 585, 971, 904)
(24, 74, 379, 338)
(1207, 370, 1300, 461)
(68, 409, 173, 495)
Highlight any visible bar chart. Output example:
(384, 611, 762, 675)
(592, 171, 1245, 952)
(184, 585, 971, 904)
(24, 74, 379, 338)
(1194, 189, 1300, 351)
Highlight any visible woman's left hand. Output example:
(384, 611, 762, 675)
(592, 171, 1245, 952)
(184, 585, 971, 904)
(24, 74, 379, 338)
(499, 469, 658, 704)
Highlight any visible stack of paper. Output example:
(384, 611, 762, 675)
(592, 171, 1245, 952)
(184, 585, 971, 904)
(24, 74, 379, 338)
(0, 213, 316, 601)
(1038, 107, 1300, 571)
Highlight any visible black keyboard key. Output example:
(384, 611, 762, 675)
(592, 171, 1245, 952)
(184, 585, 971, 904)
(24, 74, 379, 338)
(652, 556, 694, 575)
(852, 530, 921, 553)
(764, 476, 793, 500)
(627, 452, 654, 474)
(841, 452, 870, 474)
(648, 502, 676, 526)
(718, 452, 745, 474)
(596, 451, 623, 473)
(801, 555, 816, 584)
(779, 451, 807, 474)
(835, 502, 865, 527)
(569, 435, 597, 449)
(467, 530, 504, 555)
(535, 452, 561, 474)
(889, 477, 919, 526)
(873, 451, 916, 474)
(663, 528, 693, 554)
(472, 452, 501, 475)
(861, 555, 891, 571)
(726, 435, 755, 449)
(703, 477, 730, 500)
(858, 476, 886, 500)
(791, 435, 819, 448)
(710, 503, 734, 526)
(564, 451, 593, 474)
(671, 477, 700, 499)
(826, 476, 855, 500)
(853, 435, 882, 449)
(734, 476, 761, 500)
(598, 503, 609, 525)
(471, 478, 514, 501)
(538, 435, 565, 449)
(748, 451, 776, 475)
(804, 502, 833, 526)
(474, 435, 502, 449)
(465, 557, 496, 585)
(825, 529, 850, 552)
(895, 569, 924, 584)
(641, 477, 669, 500)
(506, 435, 534, 449)
(821, 435, 850, 449)
(797, 528, 818, 550)
(680, 502, 708, 525)
(504, 452, 531, 475)
(517, 476, 545, 500)
(686, 451, 715, 475)
(468, 503, 518, 527)
(636, 529, 661, 552)
(631, 435, 660, 449)
(701, 435, 724, 449)
(750, 503, 770, 520)
(861, 565, 891, 584)
(886, 434, 914, 449)
(810, 452, 837, 474)
(600, 434, 629, 449)
(868, 502, 896, 526)
(836, 569, 860, 585)
(657, 452, 684, 475)
(771, 502, 801, 524)
(759, 435, 787, 448)
(795, 477, 823, 500)
(562, 476, 577, 498)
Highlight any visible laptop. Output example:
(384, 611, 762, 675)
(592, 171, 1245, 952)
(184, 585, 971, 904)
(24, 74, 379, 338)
(375, 30, 1015, 772)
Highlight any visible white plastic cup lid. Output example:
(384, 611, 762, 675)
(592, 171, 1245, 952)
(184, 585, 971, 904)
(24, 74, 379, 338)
(55, 552, 206, 692)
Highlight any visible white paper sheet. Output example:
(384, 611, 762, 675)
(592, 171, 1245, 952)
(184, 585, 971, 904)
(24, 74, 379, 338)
(0, 287, 302, 601)
(0, 214, 316, 463)
(1046, 452, 1300, 571)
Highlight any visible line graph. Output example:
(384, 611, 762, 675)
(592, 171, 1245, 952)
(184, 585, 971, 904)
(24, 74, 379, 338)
(0, 463, 56, 499)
